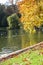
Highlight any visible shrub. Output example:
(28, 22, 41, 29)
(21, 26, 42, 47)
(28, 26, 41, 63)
(7, 13, 20, 29)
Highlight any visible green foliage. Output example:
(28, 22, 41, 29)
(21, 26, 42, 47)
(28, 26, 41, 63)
(7, 13, 20, 29)
(0, 4, 9, 27)
(1, 16, 8, 27)
(0, 4, 19, 27)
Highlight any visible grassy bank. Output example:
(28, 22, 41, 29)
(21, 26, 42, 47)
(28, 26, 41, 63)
(0, 44, 43, 65)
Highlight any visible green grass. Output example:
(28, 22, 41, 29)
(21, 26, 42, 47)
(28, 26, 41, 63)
(0, 48, 43, 65)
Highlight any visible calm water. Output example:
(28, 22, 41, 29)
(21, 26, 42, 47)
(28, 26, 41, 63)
(0, 29, 43, 55)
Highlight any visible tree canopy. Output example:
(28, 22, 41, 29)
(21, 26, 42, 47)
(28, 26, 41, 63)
(18, 0, 43, 32)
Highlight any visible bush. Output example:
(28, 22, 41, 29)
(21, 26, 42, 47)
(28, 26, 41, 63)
(7, 13, 20, 29)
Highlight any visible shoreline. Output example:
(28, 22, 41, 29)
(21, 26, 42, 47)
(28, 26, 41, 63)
(0, 41, 43, 62)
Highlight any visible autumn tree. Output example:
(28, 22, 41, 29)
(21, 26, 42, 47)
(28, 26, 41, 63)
(17, 0, 43, 33)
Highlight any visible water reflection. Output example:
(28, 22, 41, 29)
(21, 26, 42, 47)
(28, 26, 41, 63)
(0, 29, 43, 55)
(0, 30, 8, 37)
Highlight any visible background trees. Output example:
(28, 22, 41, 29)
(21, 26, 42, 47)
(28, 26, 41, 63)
(0, 4, 9, 27)
(0, 0, 43, 32)
(5, 5, 19, 16)
(0, 4, 20, 28)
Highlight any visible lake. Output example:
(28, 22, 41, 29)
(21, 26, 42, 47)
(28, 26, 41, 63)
(0, 29, 43, 55)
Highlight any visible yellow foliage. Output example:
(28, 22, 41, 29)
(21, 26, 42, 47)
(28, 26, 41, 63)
(17, 0, 43, 32)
